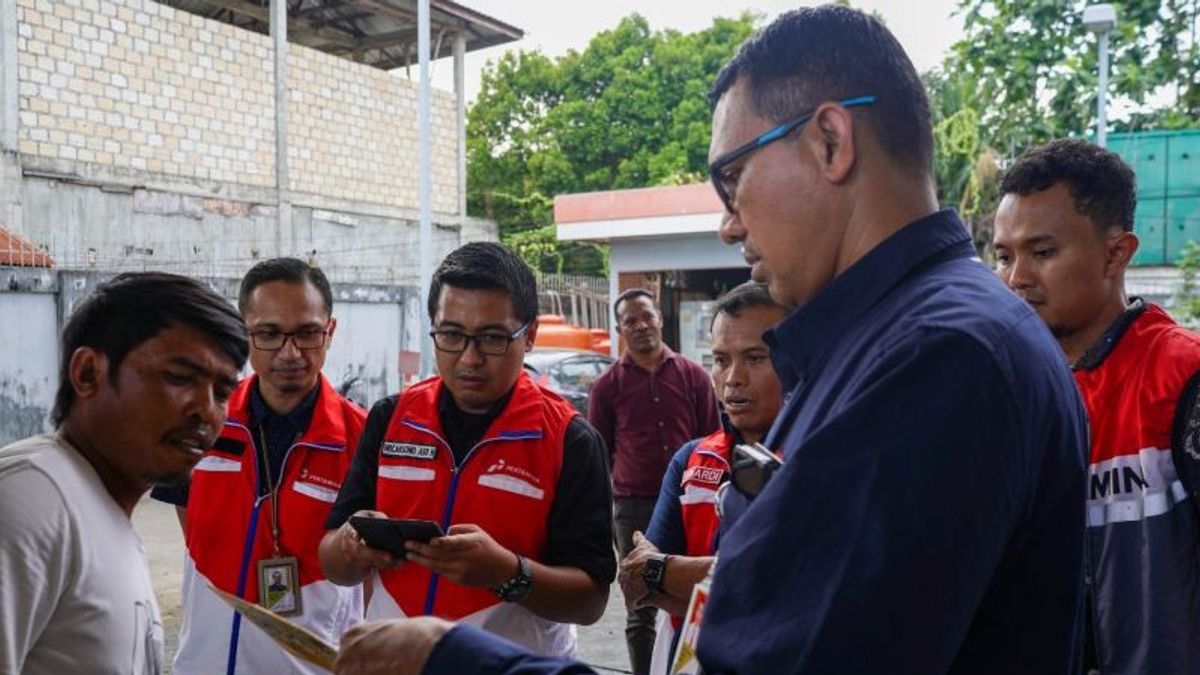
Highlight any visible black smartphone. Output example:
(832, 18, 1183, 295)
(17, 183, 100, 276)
(348, 516, 444, 557)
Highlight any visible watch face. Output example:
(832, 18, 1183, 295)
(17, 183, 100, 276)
(499, 575, 532, 602)
(495, 554, 534, 603)
(643, 555, 666, 592)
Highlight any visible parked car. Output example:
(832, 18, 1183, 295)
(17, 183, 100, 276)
(523, 347, 614, 415)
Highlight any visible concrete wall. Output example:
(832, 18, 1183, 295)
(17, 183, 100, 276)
(16, 0, 276, 187)
(14, 0, 460, 213)
(0, 267, 415, 447)
(289, 46, 459, 214)
(0, 269, 57, 444)
(18, 177, 478, 284)
(3, 0, 498, 286)
(325, 286, 404, 410)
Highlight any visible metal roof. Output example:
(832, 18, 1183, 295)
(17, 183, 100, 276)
(160, 0, 524, 70)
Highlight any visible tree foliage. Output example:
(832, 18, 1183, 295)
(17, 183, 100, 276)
(467, 14, 757, 274)
(925, 68, 1002, 253)
(1173, 240, 1200, 326)
(949, 0, 1200, 152)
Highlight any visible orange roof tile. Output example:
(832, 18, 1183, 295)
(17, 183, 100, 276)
(0, 225, 52, 267)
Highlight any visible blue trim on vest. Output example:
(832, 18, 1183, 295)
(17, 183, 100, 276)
(397, 419, 545, 616)
(223, 420, 260, 675)
(400, 419, 435, 433)
(496, 430, 542, 440)
(397, 420, 455, 616)
(296, 441, 348, 453)
(226, 497, 264, 675)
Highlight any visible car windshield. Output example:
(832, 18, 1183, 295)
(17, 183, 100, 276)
(523, 351, 576, 372)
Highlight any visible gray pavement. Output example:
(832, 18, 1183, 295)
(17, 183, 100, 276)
(133, 496, 635, 674)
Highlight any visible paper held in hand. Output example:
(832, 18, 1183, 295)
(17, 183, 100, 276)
(670, 572, 711, 675)
(210, 585, 338, 670)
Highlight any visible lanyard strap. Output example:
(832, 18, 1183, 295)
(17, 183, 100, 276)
(258, 426, 285, 556)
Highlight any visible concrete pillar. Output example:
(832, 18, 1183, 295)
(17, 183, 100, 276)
(270, 0, 292, 254)
(417, 0, 434, 378)
(0, 0, 22, 234)
(453, 33, 467, 220)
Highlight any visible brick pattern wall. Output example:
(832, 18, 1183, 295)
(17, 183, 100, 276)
(15, 0, 461, 213)
(289, 48, 459, 214)
(16, 0, 276, 186)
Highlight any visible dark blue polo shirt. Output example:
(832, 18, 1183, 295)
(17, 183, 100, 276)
(421, 209, 1088, 675)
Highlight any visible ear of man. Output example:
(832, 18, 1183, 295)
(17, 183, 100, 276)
(69, 347, 109, 401)
(809, 103, 858, 185)
(1104, 230, 1139, 279)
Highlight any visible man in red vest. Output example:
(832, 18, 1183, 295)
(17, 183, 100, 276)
(617, 281, 787, 673)
(152, 258, 367, 675)
(993, 138, 1200, 674)
(319, 242, 614, 657)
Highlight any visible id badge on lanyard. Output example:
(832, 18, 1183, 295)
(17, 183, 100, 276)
(257, 427, 302, 617)
(257, 556, 302, 617)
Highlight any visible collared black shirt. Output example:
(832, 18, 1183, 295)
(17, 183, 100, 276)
(150, 381, 321, 506)
(440, 387, 515, 467)
(1073, 297, 1148, 371)
(248, 383, 320, 496)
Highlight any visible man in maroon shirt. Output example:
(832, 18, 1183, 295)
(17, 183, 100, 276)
(588, 288, 720, 675)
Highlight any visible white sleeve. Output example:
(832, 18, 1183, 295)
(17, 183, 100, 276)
(0, 467, 76, 675)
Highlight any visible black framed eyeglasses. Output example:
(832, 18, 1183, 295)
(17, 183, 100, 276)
(430, 321, 531, 356)
(249, 326, 330, 351)
(708, 94, 877, 214)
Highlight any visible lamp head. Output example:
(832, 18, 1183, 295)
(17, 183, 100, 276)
(1082, 4, 1117, 33)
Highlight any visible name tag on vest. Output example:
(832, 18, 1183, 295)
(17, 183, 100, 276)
(381, 442, 438, 461)
(684, 466, 724, 486)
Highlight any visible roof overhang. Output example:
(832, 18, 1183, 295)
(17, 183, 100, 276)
(161, 0, 523, 69)
(554, 183, 725, 243)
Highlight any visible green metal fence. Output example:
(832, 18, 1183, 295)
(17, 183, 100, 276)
(1108, 130, 1200, 266)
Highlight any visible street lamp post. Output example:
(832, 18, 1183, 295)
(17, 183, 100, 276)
(1082, 4, 1117, 147)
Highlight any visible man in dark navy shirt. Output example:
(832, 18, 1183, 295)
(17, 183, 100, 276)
(331, 7, 1089, 675)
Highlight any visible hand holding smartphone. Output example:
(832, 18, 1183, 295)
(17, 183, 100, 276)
(348, 516, 444, 557)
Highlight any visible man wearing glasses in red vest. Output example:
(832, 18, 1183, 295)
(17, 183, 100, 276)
(153, 258, 367, 675)
(320, 242, 614, 658)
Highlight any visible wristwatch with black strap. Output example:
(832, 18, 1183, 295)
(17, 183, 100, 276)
(642, 553, 670, 595)
(492, 553, 534, 603)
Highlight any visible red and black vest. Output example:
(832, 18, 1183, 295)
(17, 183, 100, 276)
(185, 374, 366, 602)
(1073, 303, 1200, 673)
(680, 428, 734, 558)
(375, 371, 577, 620)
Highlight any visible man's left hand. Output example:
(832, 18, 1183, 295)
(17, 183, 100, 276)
(618, 530, 661, 609)
(405, 523, 518, 588)
(333, 617, 453, 675)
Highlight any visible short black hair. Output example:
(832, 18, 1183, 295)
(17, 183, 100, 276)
(52, 272, 249, 427)
(710, 282, 783, 329)
(613, 288, 656, 320)
(428, 242, 538, 324)
(710, 5, 933, 172)
(238, 257, 334, 315)
(1000, 139, 1137, 232)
